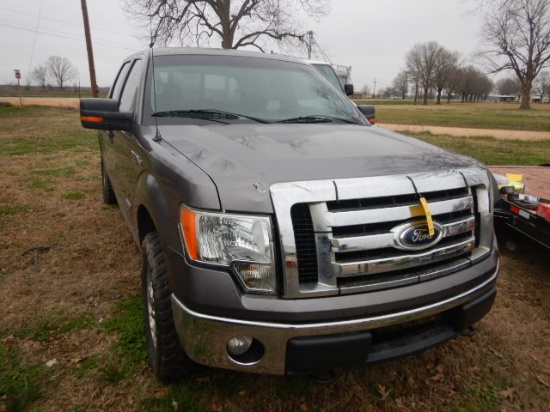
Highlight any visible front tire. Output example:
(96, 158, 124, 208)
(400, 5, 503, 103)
(141, 232, 193, 381)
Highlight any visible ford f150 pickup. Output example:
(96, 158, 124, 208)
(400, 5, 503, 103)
(80, 48, 499, 381)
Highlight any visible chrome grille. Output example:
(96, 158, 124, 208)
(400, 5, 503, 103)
(272, 170, 494, 298)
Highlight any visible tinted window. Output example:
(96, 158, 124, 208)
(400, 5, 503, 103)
(147, 55, 361, 123)
(119, 59, 143, 112)
(109, 61, 131, 100)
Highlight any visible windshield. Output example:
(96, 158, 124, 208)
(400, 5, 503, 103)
(145, 54, 363, 124)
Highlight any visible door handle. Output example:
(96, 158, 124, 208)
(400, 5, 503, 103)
(131, 151, 143, 166)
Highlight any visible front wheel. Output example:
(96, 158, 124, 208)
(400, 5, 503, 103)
(141, 231, 194, 381)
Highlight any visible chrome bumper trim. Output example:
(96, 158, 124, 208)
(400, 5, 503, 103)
(171, 266, 498, 375)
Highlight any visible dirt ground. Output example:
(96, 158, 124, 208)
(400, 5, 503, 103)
(0, 96, 80, 110)
(1, 105, 550, 412)
(380, 123, 550, 141)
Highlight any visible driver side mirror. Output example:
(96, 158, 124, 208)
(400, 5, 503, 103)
(80, 98, 132, 131)
(357, 105, 376, 124)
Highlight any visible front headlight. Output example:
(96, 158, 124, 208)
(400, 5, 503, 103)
(180, 206, 276, 293)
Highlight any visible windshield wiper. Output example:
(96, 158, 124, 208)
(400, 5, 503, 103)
(152, 109, 269, 124)
(276, 115, 359, 124)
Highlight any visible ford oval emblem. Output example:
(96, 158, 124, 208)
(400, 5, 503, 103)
(393, 221, 444, 251)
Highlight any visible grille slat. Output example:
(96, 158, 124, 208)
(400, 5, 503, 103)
(271, 170, 493, 298)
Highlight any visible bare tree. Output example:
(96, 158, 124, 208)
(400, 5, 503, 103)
(407, 68, 421, 104)
(126, 0, 329, 51)
(46, 56, 77, 89)
(495, 77, 522, 95)
(392, 71, 409, 99)
(455, 66, 493, 102)
(406, 42, 446, 105)
(433, 49, 461, 104)
(359, 84, 370, 96)
(479, 0, 550, 109)
(29, 64, 49, 89)
(469, 0, 515, 11)
(444, 68, 463, 103)
(534, 71, 550, 102)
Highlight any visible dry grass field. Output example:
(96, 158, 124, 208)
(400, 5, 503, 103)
(1, 105, 549, 411)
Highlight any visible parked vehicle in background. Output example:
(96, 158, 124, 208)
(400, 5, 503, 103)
(80, 47, 499, 381)
(308, 60, 354, 96)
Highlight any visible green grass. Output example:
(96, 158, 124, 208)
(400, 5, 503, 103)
(368, 102, 550, 131)
(355, 99, 413, 106)
(0, 344, 47, 412)
(100, 295, 146, 383)
(0, 105, 30, 118)
(30, 166, 75, 177)
(0, 205, 30, 216)
(0, 133, 96, 156)
(16, 311, 96, 344)
(63, 192, 86, 200)
(408, 132, 550, 165)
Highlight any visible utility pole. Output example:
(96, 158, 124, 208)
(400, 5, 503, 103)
(81, 0, 98, 97)
(306, 31, 314, 60)
(372, 78, 377, 99)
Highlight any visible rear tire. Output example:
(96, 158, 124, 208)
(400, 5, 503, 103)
(141, 231, 194, 382)
(101, 157, 117, 205)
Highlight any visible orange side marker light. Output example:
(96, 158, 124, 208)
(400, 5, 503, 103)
(181, 208, 198, 260)
(81, 115, 104, 123)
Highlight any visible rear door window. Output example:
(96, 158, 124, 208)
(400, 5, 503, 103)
(119, 59, 143, 112)
(109, 61, 131, 100)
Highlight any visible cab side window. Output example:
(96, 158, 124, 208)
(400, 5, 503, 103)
(119, 60, 144, 112)
(109, 61, 131, 100)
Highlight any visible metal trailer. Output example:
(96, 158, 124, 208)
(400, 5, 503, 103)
(495, 196, 550, 250)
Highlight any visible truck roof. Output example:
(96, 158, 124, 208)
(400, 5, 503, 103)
(126, 47, 307, 65)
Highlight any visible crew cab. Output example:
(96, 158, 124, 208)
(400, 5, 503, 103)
(80, 48, 499, 381)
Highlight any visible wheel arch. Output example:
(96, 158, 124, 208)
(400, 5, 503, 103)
(137, 205, 156, 245)
(135, 172, 183, 255)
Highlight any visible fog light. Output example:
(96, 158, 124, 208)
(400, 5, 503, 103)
(227, 336, 253, 357)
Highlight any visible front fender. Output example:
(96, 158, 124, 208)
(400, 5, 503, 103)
(132, 151, 221, 255)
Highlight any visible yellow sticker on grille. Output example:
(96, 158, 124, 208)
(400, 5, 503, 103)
(419, 196, 435, 236)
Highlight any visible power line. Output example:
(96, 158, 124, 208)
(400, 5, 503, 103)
(1, 17, 85, 42)
(0, 21, 138, 51)
(26, 0, 43, 80)
(0, 6, 138, 39)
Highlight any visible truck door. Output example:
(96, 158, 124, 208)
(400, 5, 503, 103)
(102, 58, 144, 237)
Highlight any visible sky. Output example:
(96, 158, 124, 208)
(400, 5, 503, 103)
(0, 0, 486, 91)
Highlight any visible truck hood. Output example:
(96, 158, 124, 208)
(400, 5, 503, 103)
(158, 123, 480, 213)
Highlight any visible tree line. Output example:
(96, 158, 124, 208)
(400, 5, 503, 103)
(379, 42, 495, 104)
(29, 56, 77, 89)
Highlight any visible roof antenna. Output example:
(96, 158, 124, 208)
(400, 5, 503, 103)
(149, 16, 162, 142)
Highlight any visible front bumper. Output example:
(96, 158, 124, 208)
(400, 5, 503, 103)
(171, 266, 498, 375)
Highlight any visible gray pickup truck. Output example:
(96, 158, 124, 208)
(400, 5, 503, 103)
(80, 48, 499, 381)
